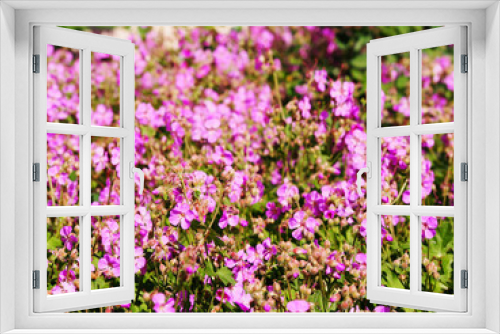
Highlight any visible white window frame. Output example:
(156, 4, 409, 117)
(1, 1, 499, 333)
(365, 26, 468, 312)
(32, 26, 136, 312)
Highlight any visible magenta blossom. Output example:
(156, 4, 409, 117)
(288, 211, 319, 241)
(374, 305, 391, 312)
(219, 209, 239, 229)
(422, 216, 438, 239)
(169, 203, 197, 230)
(287, 300, 310, 313)
(265, 202, 280, 220)
(98, 254, 120, 277)
(152, 293, 176, 313)
(60, 226, 78, 251)
(277, 179, 299, 206)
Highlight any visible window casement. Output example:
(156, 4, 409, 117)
(33, 26, 140, 312)
(363, 26, 468, 312)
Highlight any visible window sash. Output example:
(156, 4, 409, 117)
(33, 25, 136, 313)
(366, 26, 468, 312)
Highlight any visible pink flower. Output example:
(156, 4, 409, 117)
(265, 202, 280, 220)
(374, 305, 391, 312)
(287, 300, 310, 313)
(98, 254, 120, 277)
(219, 209, 239, 229)
(422, 216, 438, 239)
(152, 293, 176, 313)
(169, 203, 196, 230)
(228, 285, 253, 312)
(277, 180, 299, 206)
(288, 211, 319, 241)
(314, 69, 328, 92)
(298, 97, 312, 119)
(60, 226, 78, 251)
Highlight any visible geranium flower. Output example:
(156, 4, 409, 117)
(98, 254, 120, 277)
(219, 209, 239, 229)
(256, 238, 277, 261)
(374, 305, 391, 312)
(288, 211, 319, 240)
(228, 285, 253, 312)
(60, 226, 78, 251)
(287, 300, 310, 313)
(169, 203, 196, 230)
(422, 216, 438, 239)
(265, 202, 280, 220)
(152, 293, 176, 313)
(277, 180, 299, 206)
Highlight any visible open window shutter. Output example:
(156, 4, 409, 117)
(365, 26, 467, 312)
(33, 26, 136, 312)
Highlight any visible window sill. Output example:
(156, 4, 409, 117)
(4, 329, 497, 334)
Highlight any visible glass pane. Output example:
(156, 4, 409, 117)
(47, 217, 80, 295)
(91, 215, 121, 290)
(47, 45, 80, 124)
(421, 133, 454, 206)
(381, 136, 410, 205)
(381, 52, 410, 127)
(421, 216, 454, 294)
(91, 52, 121, 127)
(421, 45, 454, 124)
(91, 137, 120, 205)
(381, 215, 410, 290)
(47, 133, 80, 206)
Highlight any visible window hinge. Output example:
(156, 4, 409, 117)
(33, 163, 40, 182)
(461, 270, 468, 289)
(461, 54, 468, 73)
(33, 54, 40, 73)
(461, 162, 468, 181)
(33, 270, 40, 289)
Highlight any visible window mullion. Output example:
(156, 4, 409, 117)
(81, 47, 92, 294)
(409, 47, 420, 295)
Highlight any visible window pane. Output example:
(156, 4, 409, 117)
(91, 137, 120, 205)
(381, 52, 410, 127)
(421, 133, 454, 206)
(381, 136, 410, 205)
(47, 217, 80, 295)
(421, 216, 454, 295)
(91, 52, 121, 127)
(47, 134, 80, 206)
(47, 45, 80, 124)
(421, 45, 454, 124)
(91, 215, 121, 290)
(380, 215, 410, 290)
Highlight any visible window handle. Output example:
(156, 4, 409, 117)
(129, 162, 144, 195)
(356, 162, 371, 197)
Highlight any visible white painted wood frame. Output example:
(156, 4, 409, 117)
(366, 26, 467, 312)
(32, 26, 136, 312)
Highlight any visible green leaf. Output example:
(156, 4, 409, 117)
(351, 54, 367, 69)
(69, 171, 77, 182)
(47, 236, 63, 250)
(205, 260, 215, 277)
(383, 269, 405, 289)
(216, 267, 236, 286)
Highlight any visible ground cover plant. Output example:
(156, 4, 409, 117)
(45, 26, 455, 313)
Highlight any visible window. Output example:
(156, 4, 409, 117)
(34, 24, 466, 314)
(33, 26, 140, 312)
(363, 26, 467, 311)
(4, 4, 494, 333)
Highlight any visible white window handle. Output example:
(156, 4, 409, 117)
(129, 162, 144, 195)
(356, 162, 371, 197)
